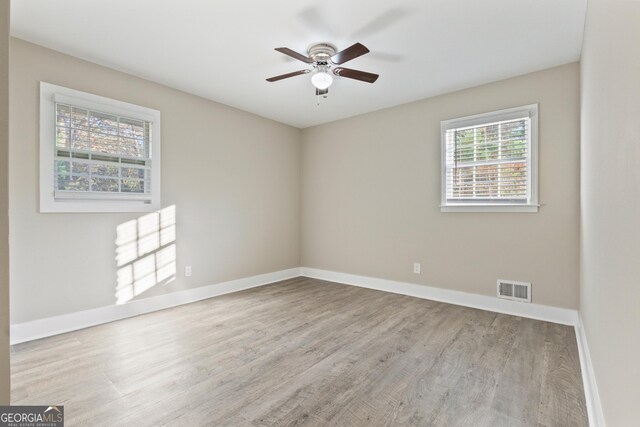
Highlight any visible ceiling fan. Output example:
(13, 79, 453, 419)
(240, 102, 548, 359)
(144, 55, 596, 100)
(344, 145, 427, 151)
(266, 42, 379, 96)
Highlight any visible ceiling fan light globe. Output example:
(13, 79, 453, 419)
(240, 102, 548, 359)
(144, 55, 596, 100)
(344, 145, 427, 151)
(311, 71, 333, 90)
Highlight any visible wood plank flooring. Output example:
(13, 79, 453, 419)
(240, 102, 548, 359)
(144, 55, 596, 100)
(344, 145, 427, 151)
(11, 277, 588, 426)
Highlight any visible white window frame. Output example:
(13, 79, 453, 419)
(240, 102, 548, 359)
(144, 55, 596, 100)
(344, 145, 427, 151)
(440, 104, 539, 213)
(40, 82, 161, 213)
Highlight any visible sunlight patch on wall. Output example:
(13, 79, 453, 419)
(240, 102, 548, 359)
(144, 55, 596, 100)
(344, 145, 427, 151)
(115, 205, 176, 304)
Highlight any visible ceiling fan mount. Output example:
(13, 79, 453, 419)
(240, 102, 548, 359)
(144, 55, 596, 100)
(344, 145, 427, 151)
(266, 42, 379, 97)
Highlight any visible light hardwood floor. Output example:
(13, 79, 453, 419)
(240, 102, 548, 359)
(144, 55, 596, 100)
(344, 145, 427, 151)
(11, 277, 588, 426)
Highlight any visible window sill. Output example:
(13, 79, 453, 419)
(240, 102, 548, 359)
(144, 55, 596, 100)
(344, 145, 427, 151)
(440, 204, 539, 213)
(42, 192, 159, 213)
(54, 191, 152, 202)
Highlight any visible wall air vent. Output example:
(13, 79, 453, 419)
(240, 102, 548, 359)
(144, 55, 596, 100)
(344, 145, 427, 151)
(497, 279, 531, 303)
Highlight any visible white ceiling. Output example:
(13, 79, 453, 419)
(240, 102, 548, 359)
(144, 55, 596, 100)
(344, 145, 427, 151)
(10, 0, 587, 129)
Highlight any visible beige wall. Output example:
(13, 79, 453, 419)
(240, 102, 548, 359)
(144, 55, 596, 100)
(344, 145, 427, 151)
(580, 0, 640, 425)
(9, 39, 301, 324)
(0, 0, 9, 405)
(301, 63, 580, 309)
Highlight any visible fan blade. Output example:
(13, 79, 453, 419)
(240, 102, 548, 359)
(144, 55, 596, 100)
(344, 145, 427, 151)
(333, 67, 379, 83)
(266, 69, 310, 82)
(275, 47, 314, 64)
(331, 43, 369, 64)
(315, 88, 329, 96)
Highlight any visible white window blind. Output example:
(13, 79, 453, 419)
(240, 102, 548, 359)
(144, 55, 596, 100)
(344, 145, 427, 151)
(441, 104, 538, 212)
(40, 82, 161, 213)
(54, 103, 153, 201)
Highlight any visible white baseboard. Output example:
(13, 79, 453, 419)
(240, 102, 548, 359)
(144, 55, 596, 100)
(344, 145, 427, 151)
(575, 314, 606, 427)
(10, 267, 302, 345)
(300, 267, 579, 326)
(11, 265, 579, 338)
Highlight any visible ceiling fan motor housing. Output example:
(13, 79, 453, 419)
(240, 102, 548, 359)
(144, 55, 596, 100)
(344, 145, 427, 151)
(308, 43, 337, 65)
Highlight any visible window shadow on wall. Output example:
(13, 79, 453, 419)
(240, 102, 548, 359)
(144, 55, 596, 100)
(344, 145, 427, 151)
(115, 205, 176, 304)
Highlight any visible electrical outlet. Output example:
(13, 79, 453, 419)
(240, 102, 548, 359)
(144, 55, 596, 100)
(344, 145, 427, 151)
(185, 265, 192, 277)
(413, 262, 421, 274)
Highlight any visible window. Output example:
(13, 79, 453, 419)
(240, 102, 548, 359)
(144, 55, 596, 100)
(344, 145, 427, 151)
(441, 104, 538, 212)
(40, 82, 161, 213)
